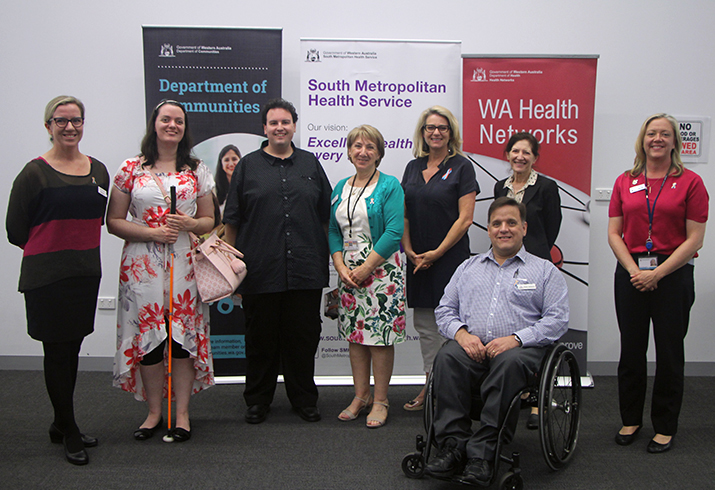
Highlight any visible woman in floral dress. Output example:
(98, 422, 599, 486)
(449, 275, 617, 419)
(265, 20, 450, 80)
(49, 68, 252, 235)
(107, 100, 215, 442)
(329, 125, 405, 428)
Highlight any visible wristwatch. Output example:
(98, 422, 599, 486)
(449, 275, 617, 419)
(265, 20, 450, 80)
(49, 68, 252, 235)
(513, 334, 523, 347)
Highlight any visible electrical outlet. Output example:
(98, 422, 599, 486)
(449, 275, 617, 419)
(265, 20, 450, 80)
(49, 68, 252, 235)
(594, 188, 612, 201)
(98, 297, 116, 310)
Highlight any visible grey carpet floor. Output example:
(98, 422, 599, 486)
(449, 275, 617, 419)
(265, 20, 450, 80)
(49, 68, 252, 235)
(1, 372, 714, 489)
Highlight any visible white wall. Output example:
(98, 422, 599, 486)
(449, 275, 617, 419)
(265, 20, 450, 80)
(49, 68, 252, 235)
(1, 0, 714, 372)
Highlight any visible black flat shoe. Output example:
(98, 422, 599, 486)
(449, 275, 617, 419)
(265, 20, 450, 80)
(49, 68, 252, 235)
(133, 417, 164, 441)
(293, 406, 321, 422)
(171, 427, 191, 442)
(458, 458, 493, 486)
(245, 404, 270, 424)
(526, 413, 539, 430)
(647, 438, 673, 453)
(615, 426, 641, 446)
(425, 441, 464, 479)
(49, 423, 98, 448)
(63, 437, 88, 466)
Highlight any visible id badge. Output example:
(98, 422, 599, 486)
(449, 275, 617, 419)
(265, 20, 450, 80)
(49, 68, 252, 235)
(344, 239, 359, 251)
(629, 183, 646, 193)
(638, 255, 658, 270)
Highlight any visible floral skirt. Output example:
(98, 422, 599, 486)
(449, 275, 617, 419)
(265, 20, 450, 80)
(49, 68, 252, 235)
(337, 250, 406, 346)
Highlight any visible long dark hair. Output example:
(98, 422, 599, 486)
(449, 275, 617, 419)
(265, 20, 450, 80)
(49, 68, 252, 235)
(140, 100, 198, 171)
(215, 144, 242, 205)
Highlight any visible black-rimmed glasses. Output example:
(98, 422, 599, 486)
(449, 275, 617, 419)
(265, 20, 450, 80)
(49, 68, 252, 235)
(48, 117, 84, 128)
(423, 124, 450, 134)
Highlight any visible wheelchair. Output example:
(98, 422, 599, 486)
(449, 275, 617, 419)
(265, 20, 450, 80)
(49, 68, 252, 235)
(401, 343, 581, 489)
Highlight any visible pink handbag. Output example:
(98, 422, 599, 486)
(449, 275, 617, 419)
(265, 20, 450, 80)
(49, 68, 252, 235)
(190, 232, 247, 302)
(148, 170, 247, 302)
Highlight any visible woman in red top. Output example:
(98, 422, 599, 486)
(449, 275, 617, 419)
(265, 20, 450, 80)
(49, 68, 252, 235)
(608, 114, 708, 453)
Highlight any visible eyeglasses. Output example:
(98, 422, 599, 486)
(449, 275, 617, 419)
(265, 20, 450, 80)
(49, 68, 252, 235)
(48, 117, 84, 128)
(423, 124, 450, 134)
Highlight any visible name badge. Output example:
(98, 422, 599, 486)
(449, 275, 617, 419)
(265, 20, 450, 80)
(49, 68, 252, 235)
(97, 186, 107, 198)
(629, 183, 646, 193)
(516, 283, 536, 290)
(638, 256, 658, 270)
(344, 239, 359, 251)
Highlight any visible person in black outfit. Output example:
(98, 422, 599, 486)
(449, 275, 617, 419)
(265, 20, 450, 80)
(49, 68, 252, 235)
(223, 98, 332, 424)
(401, 106, 478, 411)
(6, 96, 109, 465)
(493, 132, 561, 262)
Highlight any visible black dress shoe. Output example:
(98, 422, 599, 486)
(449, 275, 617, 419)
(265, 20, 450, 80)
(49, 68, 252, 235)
(133, 417, 164, 441)
(615, 426, 641, 446)
(245, 404, 270, 424)
(293, 406, 321, 422)
(425, 442, 464, 479)
(170, 427, 191, 442)
(647, 438, 673, 453)
(49, 423, 98, 448)
(459, 458, 493, 485)
(63, 437, 89, 466)
(526, 413, 539, 430)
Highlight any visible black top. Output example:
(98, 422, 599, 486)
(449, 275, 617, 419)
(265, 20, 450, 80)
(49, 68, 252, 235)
(223, 141, 332, 294)
(402, 153, 479, 308)
(6, 157, 109, 291)
(494, 173, 562, 261)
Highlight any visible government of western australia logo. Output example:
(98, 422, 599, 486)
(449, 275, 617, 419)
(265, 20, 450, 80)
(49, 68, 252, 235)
(471, 68, 487, 82)
(306, 49, 320, 62)
(159, 44, 175, 58)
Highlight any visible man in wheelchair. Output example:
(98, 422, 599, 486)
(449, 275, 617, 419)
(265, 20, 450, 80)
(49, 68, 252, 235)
(425, 197, 569, 485)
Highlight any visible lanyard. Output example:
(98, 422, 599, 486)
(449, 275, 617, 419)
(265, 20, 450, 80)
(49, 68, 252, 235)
(346, 168, 377, 238)
(644, 167, 668, 252)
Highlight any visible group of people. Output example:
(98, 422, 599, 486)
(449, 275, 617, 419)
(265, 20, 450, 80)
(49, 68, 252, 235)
(6, 94, 707, 474)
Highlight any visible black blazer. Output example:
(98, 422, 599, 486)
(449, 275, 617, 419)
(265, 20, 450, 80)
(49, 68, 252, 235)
(493, 174, 562, 261)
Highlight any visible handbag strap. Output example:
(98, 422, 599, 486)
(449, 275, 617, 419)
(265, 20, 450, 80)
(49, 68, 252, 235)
(190, 232, 244, 259)
(148, 170, 172, 205)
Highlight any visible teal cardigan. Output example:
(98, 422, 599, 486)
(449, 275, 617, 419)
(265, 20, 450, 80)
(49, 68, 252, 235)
(329, 172, 404, 259)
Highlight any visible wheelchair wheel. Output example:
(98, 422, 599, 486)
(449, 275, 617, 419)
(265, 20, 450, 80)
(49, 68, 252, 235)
(498, 470, 524, 490)
(538, 344, 581, 470)
(402, 453, 425, 479)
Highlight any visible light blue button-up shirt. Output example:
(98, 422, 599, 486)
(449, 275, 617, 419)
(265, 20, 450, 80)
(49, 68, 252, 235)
(435, 247, 569, 347)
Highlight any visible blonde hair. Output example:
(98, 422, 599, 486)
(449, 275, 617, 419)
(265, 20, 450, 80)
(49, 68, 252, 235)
(44, 95, 85, 123)
(412, 106, 463, 159)
(630, 113, 684, 177)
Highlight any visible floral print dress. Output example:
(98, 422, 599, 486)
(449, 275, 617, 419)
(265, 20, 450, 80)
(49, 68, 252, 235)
(112, 157, 215, 401)
(336, 183, 406, 346)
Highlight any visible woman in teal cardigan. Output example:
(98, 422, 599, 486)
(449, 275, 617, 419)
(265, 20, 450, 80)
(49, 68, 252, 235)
(329, 125, 405, 428)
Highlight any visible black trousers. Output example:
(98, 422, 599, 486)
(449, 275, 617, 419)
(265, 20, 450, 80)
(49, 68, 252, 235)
(614, 262, 694, 436)
(432, 340, 546, 461)
(242, 289, 322, 408)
